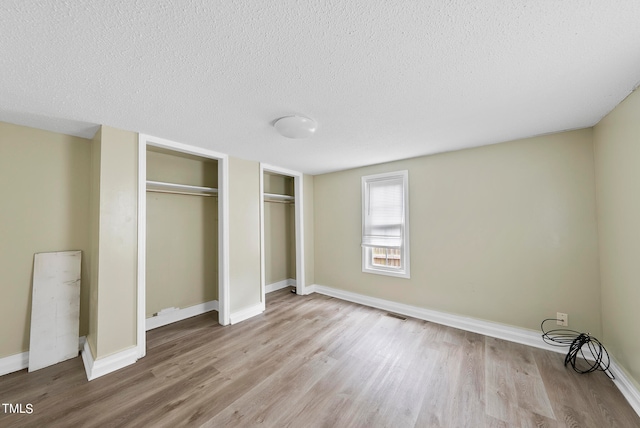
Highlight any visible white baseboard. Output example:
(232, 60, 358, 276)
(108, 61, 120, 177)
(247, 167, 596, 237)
(80, 341, 94, 380)
(78, 336, 86, 350)
(266, 278, 296, 294)
(1, 336, 86, 377)
(230, 302, 264, 325)
(81, 341, 138, 381)
(0, 352, 28, 377)
(310, 284, 640, 417)
(609, 358, 640, 417)
(301, 284, 316, 295)
(146, 300, 219, 331)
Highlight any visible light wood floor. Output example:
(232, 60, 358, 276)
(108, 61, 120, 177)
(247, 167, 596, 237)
(1, 289, 638, 427)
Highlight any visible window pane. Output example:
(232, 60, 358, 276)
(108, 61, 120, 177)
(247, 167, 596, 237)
(363, 177, 404, 248)
(371, 247, 402, 268)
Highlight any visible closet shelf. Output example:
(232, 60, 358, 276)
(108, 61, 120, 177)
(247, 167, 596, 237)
(147, 180, 218, 197)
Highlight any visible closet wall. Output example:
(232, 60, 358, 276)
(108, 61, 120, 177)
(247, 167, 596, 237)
(146, 148, 218, 318)
(264, 172, 296, 286)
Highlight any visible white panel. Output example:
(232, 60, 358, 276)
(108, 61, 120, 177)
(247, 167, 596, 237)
(28, 251, 81, 372)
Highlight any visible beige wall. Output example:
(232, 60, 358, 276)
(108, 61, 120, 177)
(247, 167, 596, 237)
(264, 202, 295, 284)
(229, 157, 262, 312)
(289, 204, 296, 280)
(89, 126, 138, 359)
(0, 122, 92, 358)
(594, 88, 640, 389)
(314, 129, 602, 334)
(146, 151, 218, 316)
(147, 148, 218, 187)
(264, 172, 293, 196)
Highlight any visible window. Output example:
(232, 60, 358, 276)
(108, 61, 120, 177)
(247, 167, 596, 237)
(361, 170, 410, 278)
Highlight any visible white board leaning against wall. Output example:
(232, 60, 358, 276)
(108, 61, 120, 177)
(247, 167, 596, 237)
(28, 251, 81, 372)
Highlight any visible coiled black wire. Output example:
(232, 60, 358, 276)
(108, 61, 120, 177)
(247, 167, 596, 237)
(541, 318, 614, 379)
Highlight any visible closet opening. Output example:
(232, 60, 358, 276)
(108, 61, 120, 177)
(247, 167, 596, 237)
(260, 164, 306, 306)
(137, 135, 229, 359)
(263, 172, 296, 293)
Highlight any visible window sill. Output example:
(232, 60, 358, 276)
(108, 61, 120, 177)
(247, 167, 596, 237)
(362, 266, 410, 279)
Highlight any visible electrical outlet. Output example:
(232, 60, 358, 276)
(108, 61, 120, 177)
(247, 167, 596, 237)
(556, 312, 568, 327)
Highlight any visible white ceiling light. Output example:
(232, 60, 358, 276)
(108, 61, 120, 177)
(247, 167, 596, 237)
(273, 115, 318, 139)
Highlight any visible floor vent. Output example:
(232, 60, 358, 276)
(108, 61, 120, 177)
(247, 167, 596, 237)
(386, 312, 407, 320)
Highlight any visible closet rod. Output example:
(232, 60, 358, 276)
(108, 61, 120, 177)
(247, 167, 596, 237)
(263, 192, 294, 201)
(264, 199, 294, 204)
(147, 180, 218, 194)
(147, 189, 217, 197)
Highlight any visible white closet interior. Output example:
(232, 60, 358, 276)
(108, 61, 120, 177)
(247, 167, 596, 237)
(263, 172, 296, 293)
(145, 146, 219, 327)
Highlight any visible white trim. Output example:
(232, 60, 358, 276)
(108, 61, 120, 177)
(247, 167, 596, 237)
(260, 164, 306, 306)
(294, 173, 306, 296)
(1, 336, 87, 377)
(310, 284, 640, 417)
(218, 153, 231, 326)
(609, 358, 640, 417)
(266, 279, 296, 294)
(146, 300, 219, 331)
(259, 164, 266, 310)
(81, 342, 138, 381)
(137, 134, 231, 359)
(229, 303, 264, 325)
(0, 352, 28, 377)
(137, 135, 147, 358)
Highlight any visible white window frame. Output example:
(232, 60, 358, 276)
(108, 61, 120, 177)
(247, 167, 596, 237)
(361, 170, 410, 279)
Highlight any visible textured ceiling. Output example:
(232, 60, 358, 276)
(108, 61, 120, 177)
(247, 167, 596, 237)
(2, 1, 640, 174)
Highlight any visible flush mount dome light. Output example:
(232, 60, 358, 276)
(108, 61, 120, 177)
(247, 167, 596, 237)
(273, 115, 317, 139)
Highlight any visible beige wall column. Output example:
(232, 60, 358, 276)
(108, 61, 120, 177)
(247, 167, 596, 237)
(303, 174, 315, 286)
(229, 157, 262, 313)
(86, 125, 138, 359)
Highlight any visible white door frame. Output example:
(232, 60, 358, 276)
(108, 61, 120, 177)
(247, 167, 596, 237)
(137, 134, 230, 358)
(260, 163, 306, 307)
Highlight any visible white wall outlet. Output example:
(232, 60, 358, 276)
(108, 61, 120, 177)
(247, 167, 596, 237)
(556, 312, 568, 327)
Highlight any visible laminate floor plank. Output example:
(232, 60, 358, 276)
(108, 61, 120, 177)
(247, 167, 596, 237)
(449, 331, 487, 427)
(1, 289, 638, 427)
(146, 312, 219, 350)
(532, 347, 607, 428)
(339, 318, 436, 428)
(141, 313, 338, 427)
(414, 344, 461, 427)
(200, 352, 339, 427)
(485, 336, 520, 425)
(501, 341, 555, 421)
(516, 408, 559, 428)
(274, 315, 400, 427)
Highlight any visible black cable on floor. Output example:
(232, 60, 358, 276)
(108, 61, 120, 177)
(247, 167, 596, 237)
(540, 318, 614, 379)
